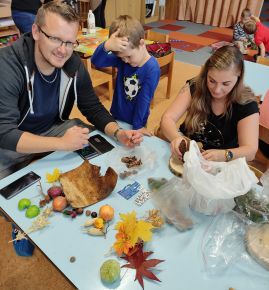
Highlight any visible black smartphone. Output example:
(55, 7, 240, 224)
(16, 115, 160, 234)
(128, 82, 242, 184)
(75, 144, 99, 160)
(0, 171, 41, 200)
(88, 134, 115, 153)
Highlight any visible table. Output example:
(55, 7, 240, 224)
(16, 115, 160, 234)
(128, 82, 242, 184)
(75, 28, 109, 56)
(244, 60, 269, 101)
(1, 131, 269, 290)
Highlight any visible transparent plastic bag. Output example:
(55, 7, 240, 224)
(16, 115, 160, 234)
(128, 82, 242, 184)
(105, 144, 157, 180)
(202, 212, 247, 274)
(151, 177, 194, 231)
(183, 141, 258, 215)
(202, 211, 269, 278)
(261, 169, 269, 200)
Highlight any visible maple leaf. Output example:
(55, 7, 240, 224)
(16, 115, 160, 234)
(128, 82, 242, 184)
(131, 220, 153, 245)
(121, 244, 164, 289)
(114, 211, 154, 253)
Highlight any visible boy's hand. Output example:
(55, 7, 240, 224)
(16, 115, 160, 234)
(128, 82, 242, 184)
(117, 129, 143, 147)
(105, 29, 129, 52)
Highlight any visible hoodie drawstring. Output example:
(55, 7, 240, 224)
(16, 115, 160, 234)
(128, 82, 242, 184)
(24, 65, 34, 114)
(73, 73, 78, 105)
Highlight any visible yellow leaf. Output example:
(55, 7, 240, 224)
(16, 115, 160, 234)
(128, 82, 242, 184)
(130, 220, 153, 245)
(46, 168, 60, 183)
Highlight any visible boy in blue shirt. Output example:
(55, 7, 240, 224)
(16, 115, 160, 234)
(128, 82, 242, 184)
(91, 15, 160, 136)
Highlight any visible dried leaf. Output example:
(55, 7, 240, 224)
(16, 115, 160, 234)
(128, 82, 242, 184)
(121, 244, 164, 289)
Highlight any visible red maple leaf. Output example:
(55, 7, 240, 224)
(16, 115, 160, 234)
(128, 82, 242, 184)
(121, 243, 164, 289)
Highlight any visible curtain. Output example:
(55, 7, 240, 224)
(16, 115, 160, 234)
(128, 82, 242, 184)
(177, 0, 264, 27)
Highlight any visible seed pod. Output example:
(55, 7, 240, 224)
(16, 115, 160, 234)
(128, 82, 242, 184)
(86, 228, 104, 236)
(84, 219, 95, 227)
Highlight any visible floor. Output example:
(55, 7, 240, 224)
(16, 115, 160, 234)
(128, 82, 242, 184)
(144, 0, 269, 66)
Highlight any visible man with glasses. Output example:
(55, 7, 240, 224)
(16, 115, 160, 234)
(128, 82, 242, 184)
(0, 2, 143, 256)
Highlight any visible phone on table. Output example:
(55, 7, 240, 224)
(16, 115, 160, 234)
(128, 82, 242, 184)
(89, 134, 115, 153)
(75, 134, 114, 160)
(0, 171, 41, 200)
(75, 145, 99, 160)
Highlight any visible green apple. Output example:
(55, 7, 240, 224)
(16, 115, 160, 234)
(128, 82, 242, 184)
(25, 205, 40, 218)
(18, 198, 31, 211)
(100, 259, 120, 284)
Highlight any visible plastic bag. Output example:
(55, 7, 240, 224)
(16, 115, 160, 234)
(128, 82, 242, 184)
(151, 177, 194, 231)
(183, 141, 258, 215)
(202, 211, 269, 278)
(105, 144, 157, 180)
(261, 169, 269, 199)
(202, 212, 246, 274)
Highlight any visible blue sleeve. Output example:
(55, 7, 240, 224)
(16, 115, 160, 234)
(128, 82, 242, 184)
(91, 42, 119, 67)
(132, 60, 160, 129)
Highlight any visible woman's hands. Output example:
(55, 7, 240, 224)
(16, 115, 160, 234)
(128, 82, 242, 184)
(202, 149, 226, 161)
(170, 135, 187, 160)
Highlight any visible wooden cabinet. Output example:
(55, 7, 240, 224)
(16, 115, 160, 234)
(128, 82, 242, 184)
(105, 0, 159, 26)
(141, 0, 160, 24)
(0, 0, 11, 18)
(0, 0, 19, 48)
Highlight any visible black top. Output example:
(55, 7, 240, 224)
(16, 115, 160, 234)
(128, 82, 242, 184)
(11, 0, 42, 14)
(180, 81, 259, 150)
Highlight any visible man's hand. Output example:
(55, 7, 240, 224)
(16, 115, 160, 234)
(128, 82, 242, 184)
(104, 29, 129, 52)
(60, 126, 89, 151)
(116, 129, 143, 147)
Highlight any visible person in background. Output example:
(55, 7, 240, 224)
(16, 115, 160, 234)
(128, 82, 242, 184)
(11, 0, 43, 34)
(93, 0, 107, 28)
(233, 8, 255, 54)
(0, 2, 142, 256)
(91, 15, 160, 136)
(243, 16, 269, 60)
(161, 46, 259, 162)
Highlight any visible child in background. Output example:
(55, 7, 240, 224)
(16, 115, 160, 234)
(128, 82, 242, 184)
(91, 15, 160, 136)
(243, 16, 269, 60)
(233, 8, 255, 54)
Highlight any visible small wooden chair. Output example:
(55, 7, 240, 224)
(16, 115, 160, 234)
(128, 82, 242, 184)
(146, 30, 169, 43)
(248, 124, 269, 173)
(151, 50, 175, 107)
(257, 56, 269, 66)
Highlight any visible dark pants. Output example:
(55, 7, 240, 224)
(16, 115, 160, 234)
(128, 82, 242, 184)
(0, 119, 92, 180)
(11, 10, 36, 34)
(93, 0, 107, 28)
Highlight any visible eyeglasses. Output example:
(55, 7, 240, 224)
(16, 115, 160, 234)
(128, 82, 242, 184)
(38, 26, 79, 49)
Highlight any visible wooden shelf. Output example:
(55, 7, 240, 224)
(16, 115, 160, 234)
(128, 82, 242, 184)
(141, 0, 159, 24)
(0, 26, 18, 38)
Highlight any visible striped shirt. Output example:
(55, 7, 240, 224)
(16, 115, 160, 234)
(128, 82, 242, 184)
(233, 22, 253, 41)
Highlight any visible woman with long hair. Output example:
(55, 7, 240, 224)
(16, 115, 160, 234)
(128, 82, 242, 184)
(161, 45, 259, 162)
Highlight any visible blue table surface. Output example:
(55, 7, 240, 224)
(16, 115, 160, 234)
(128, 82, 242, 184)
(244, 60, 269, 101)
(1, 132, 268, 290)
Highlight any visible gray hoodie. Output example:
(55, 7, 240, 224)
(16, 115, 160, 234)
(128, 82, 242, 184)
(0, 33, 115, 151)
